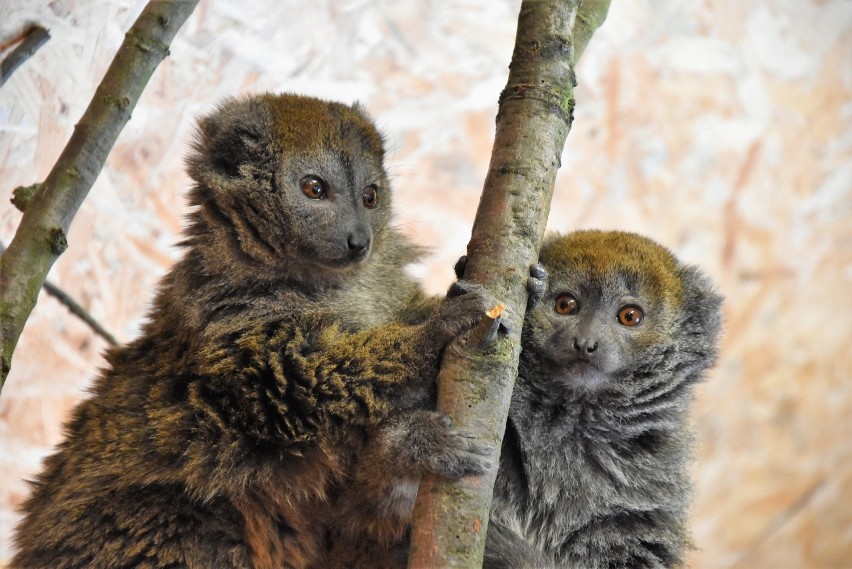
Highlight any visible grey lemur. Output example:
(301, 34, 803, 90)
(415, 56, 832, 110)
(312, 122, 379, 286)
(484, 230, 723, 568)
(327, 230, 722, 569)
(11, 93, 497, 569)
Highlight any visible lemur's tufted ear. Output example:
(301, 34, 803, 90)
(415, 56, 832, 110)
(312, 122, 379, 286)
(186, 96, 274, 183)
(677, 264, 724, 356)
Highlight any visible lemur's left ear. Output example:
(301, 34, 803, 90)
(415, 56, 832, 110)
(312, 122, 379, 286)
(677, 264, 724, 350)
(344, 101, 387, 159)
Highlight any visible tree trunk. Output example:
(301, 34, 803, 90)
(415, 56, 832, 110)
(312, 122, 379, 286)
(0, 0, 199, 389)
(407, 1, 611, 567)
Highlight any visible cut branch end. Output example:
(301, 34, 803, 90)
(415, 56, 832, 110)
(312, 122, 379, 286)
(486, 303, 505, 320)
(469, 303, 505, 350)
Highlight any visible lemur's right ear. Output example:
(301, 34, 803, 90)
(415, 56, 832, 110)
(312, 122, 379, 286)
(187, 96, 273, 183)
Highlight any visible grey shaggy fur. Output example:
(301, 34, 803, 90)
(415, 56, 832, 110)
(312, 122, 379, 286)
(485, 230, 724, 568)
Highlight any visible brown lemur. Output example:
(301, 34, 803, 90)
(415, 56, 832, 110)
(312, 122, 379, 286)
(326, 230, 723, 569)
(10, 93, 498, 569)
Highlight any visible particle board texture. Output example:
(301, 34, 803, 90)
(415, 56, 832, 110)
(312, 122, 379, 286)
(1, 0, 850, 566)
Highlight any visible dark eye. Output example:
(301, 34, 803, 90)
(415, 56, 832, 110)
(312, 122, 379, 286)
(554, 294, 577, 315)
(363, 185, 378, 208)
(617, 305, 643, 326)
(300, 175, 326, 199)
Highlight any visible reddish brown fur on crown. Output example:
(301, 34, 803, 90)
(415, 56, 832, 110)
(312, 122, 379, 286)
(541, 230, 685, 309)
(263, 93, 385, 161)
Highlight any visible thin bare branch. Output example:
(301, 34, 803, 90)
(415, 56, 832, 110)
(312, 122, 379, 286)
(42, 281, 119, 346)
(0, 25, 50, 87)
(0, 240, 118, 346)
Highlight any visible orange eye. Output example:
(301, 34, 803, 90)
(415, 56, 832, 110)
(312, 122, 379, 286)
(617, 305, 643, 326)
(554, 294, 577, 315)
(300, 176, 326, 199)
(363, 185, 378, 208)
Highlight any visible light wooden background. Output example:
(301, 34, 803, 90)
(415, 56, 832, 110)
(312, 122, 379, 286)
(1, 0, 850, 566)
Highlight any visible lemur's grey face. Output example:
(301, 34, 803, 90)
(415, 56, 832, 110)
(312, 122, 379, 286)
(522, 231, 723, 401)
(531, 273, 654, 392)
(186, 94, 392, 287)
(273, 148, 388, 273)
(523, 270, 668, 396)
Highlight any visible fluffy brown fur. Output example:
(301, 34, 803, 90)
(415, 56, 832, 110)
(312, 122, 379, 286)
(11, 93, 492, 569)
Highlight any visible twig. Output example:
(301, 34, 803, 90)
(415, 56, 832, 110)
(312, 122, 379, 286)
(468, 303, 504, 350)
(42, 281, 119, 346)
(0, 25, 50, 87)
(0, 1, 199, 389)
(11, 183, 39, 211)
(0, 240, 117, 346)
(407, 1, 611, 567)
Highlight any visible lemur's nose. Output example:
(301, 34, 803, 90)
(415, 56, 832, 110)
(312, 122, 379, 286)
(572, 337, 598, 355)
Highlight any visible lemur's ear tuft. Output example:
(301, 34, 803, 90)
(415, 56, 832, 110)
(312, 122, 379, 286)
(187, 96, 274, 182)
(677, 264, 724, 351)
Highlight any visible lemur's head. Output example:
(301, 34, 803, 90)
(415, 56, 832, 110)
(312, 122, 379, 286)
(522, 231, 723, 400)
(185, 93, 391, 288)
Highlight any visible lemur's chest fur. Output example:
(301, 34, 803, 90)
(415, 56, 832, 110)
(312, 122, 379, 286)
(494, 388, 680, 556)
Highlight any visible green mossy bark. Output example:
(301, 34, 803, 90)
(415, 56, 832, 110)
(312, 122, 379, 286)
(0, 1, 198, 389)
(407, 1, 611, 567)
(10, 184, 40, 212)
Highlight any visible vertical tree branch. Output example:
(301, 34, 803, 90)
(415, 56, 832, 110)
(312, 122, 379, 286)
(408, 1, 610, 567)
(0, 0, 198, 389)
(572, 0, 611, 63)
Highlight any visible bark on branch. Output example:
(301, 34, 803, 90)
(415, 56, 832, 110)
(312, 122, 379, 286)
(407, 1, 610, 567)
(0, 25, 50, 87)
(0, 0, 198, 389)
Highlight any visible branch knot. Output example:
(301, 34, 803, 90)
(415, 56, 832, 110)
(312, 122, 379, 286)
(11, 184, 40, 212)
(48, 228, 68, 255)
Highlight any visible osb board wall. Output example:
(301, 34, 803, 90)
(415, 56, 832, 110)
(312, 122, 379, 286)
(0, 0, 850, 566)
